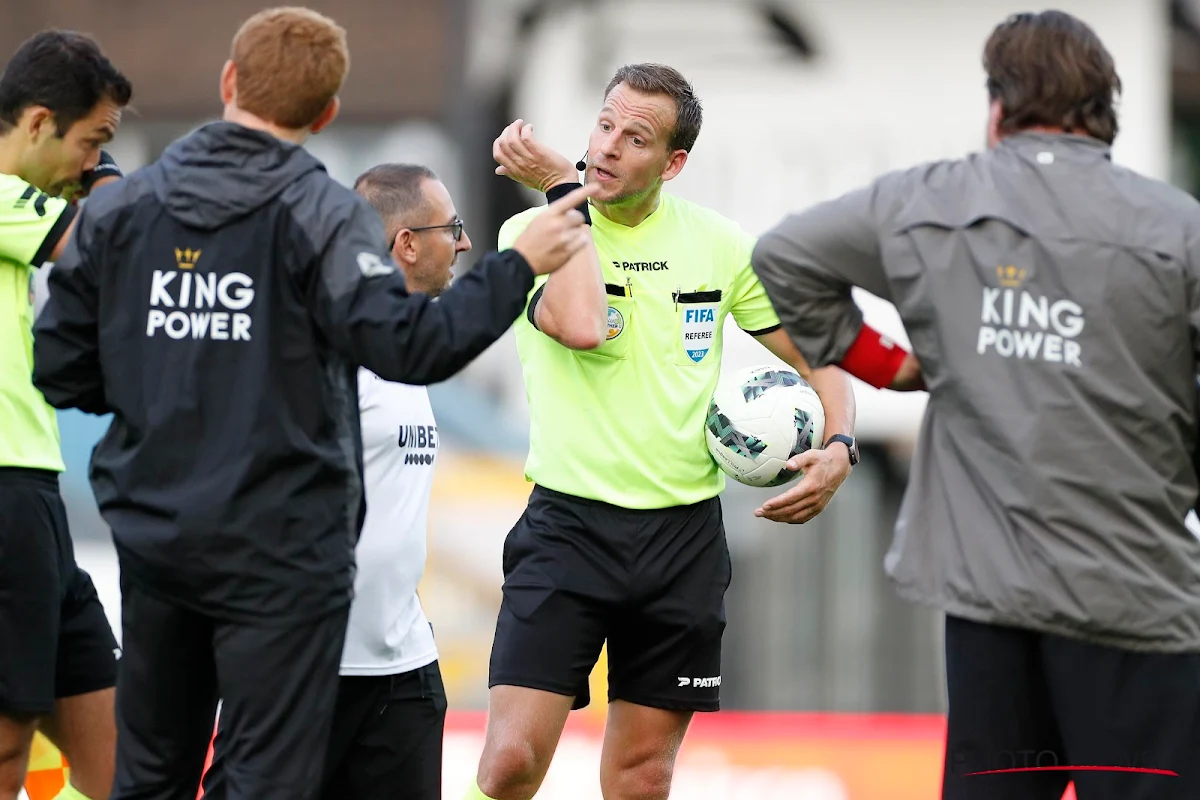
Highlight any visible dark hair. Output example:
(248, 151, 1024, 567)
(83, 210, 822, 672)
(983, 11, 1121, 144)
(354, 163, 439, 238)
(0, 30, 132, 136)
(604, 63, 703, 152)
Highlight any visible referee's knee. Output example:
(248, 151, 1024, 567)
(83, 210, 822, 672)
(600, 754, 675, 800)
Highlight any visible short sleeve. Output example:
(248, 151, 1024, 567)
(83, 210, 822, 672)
(728, 227, 782, 335)
(0, 174, 74, 266)
(497, 209, 538, 251)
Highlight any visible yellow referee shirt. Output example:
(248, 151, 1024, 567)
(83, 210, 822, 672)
(501, 191, 780, 509)
(0, 173, 75, 472)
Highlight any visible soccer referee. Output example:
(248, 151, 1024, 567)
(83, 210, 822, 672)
(753, 11, 1200, 800)
(0, 30, 130, 800)
(466, 64, 857, 800)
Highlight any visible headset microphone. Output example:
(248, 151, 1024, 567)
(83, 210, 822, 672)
(575, 151, 588, 171)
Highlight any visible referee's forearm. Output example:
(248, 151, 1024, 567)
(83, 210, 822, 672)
(807, 365, 856, 439)
(753, 326, 856, 437)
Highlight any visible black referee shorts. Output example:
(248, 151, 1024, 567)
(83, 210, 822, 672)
(942, 615, 1200, 800)
(0, 468, 118, 717)
(489, 486, 731, 712)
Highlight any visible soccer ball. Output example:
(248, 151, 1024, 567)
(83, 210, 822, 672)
(705, 364, 826, 488)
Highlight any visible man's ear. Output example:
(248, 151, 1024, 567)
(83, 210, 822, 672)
(661, 149, 689, 183)
(391, 228, 417, 266)
(23, 106, 56, 142)
(310, 96, 340, 135)
(220, 60, 237, 106)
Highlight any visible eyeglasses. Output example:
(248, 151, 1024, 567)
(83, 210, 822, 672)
(392, 218, 465, 250)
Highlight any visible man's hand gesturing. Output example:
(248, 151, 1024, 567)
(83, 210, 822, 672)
(511, 184, 599, 275)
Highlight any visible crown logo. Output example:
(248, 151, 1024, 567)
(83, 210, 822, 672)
(175, 247, 201, 270)
(996, 265, 1027, 288)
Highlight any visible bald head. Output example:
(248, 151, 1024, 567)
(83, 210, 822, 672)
(354, 163, 438, 243)
(355, 162, 469, 297)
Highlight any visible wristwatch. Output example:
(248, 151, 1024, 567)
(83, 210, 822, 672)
(824, 434, 859, 466)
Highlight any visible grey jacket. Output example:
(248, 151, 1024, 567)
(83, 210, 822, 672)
(752, 132, 1200, 652)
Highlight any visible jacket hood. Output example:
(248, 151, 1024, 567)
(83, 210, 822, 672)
(154, 121, 325, 230)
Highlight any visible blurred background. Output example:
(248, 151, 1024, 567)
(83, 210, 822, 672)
(11, 0, 1200, 797)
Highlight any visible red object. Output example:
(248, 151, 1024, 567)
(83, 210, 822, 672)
(839, 324, 909, 389)
(196, 719, 216, 799)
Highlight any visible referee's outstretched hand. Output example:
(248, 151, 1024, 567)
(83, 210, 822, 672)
(511, 183, 599, 276)
(754, 447, 852, 524)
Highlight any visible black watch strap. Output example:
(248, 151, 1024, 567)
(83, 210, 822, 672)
(824, 433, 859, 466)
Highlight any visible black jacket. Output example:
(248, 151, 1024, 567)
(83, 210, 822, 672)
(33, 122, 535, 622)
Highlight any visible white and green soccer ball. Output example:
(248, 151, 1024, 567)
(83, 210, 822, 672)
(705, 364, 826, 488)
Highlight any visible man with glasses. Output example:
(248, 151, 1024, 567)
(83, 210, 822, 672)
(380, 165, 469, 295)
(318, 162, 464, 799)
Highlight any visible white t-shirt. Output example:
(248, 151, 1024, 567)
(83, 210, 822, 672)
(340, 369, 439, 676)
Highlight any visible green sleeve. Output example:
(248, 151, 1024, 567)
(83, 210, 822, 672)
(0, 174, 74, 267)
(728, 228, 782, 335)
(497, 207, 538, 250)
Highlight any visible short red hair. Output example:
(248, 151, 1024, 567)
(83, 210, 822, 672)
(230, 7, 349, 129)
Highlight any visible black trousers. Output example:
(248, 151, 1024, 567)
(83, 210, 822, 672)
(111, 575, 347, 800)
(320, 662, 447, 800)
(203, 661, 446, 800)
(943, 615, 1200, 800)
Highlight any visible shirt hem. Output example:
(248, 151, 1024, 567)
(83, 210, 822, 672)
(0, 455, 65, 473)
(892, 580, 1200, 654)
(526, 477, 724, 511)
(340, 649, 438, 676)
(116, 547, 354, 625)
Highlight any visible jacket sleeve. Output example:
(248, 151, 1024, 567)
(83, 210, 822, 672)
(750, 181, 893, 368)
(32, 203, 108, 415)
(310, 200, 536, 385)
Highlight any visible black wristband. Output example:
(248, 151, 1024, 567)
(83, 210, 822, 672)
(545, 182, 591, 225)
(80, 150, 123, 194)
